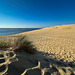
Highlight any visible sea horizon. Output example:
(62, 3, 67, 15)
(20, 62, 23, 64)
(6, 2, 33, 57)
(0, 28, 41, 36)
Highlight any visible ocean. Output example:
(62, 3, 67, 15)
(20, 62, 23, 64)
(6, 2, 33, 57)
(0, 28, 41, 36)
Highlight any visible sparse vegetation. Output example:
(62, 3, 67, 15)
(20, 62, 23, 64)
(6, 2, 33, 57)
(0, 40, 11, 49)
(12, 35, 36, 54)
(0, 35, 36, 54)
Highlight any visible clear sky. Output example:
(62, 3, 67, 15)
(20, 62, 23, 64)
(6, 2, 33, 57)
(0, 0, 75, 28)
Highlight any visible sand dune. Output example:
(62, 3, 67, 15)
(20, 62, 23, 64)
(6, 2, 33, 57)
(0, 24, 75, 75)
(23, 24, 75, 63)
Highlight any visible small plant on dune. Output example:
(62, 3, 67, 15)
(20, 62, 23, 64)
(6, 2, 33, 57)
(12, 35, 36, 54)
(0, 40, 11, 49)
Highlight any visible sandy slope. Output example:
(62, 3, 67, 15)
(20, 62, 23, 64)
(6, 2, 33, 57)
(0, 24, 75, 75)
(18, 24, 75, 63)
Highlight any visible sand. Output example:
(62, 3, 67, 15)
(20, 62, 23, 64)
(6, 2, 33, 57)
(0, 24, 75, 75)
(22, 24, 75, 63)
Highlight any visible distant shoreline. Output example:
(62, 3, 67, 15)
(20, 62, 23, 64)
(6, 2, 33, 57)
(0, 28, 41, 36)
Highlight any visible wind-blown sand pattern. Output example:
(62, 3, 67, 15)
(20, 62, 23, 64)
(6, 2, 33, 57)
(0, 49, 18, 75)
(0, 24, 75, 75)
(24, 24, 75, 63)
(0, 50, 75, 75)
(20, 52, 75, 75)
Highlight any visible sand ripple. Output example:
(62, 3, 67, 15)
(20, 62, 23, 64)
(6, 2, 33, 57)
(0, 49, 18, 75)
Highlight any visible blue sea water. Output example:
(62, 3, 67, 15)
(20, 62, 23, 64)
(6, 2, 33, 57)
(0, 28, 41, 36)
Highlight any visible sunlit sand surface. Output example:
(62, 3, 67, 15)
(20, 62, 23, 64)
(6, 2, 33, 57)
(24, 24, 75, 63)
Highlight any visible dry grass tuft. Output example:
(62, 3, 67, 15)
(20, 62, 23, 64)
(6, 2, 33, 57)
(0, 35, 37, 54)
(0, 40, 11, 49)
(12, 35, 36, 54)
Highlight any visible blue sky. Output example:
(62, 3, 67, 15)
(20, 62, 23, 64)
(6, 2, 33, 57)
(0, 0, 75, 28)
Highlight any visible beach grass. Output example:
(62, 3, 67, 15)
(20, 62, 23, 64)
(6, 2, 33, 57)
(0, 35, 36, 54)
(0, 39, 11, 49)
(12, 35, 36, 54)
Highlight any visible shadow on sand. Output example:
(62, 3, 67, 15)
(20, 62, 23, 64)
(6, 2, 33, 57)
(5, 50, 75, 75)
